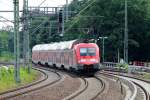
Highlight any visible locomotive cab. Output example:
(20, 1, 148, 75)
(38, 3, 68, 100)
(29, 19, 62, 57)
(74, 43, 100, 72)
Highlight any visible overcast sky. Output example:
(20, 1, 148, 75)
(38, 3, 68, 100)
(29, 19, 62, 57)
(0, 0, 72, 28)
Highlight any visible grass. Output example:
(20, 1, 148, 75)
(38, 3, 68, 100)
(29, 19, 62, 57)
(139, 72, 150, 80)
(0, 66, 39, 93)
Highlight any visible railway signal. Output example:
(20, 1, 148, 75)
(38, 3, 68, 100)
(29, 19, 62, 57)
(59, 10, 63, 23)
(58, 10, 64, 36)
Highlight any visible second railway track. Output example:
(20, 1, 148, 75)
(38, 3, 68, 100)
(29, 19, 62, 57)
(0, 64, 62, 100)
(99, 71, 150, 100)
(1, 62, 149, 100)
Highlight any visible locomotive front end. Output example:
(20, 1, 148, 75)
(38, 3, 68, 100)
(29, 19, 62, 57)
(75, 43, 100, 72)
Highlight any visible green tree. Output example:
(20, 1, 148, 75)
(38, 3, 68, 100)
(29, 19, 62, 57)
(65, 0, 150, 62)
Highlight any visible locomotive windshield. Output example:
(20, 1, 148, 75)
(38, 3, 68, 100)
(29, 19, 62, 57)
(80, 47, 96, 56)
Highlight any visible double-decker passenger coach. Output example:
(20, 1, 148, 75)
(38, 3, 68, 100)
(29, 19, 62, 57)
(32, 40, 101, 72)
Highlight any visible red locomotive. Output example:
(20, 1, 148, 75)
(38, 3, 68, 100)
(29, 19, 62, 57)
(32, 40, 100, 72)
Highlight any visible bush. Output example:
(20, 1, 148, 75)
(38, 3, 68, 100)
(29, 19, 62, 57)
(0, 65, 38, 93)
(116, 63, 128, 72)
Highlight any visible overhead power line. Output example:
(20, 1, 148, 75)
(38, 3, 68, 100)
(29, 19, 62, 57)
(65, 0, 97, 33)
(0, 20, 13, 22)
(0, 16, 14, 23)
(0, 21, 10, 26)
(78, 15, 104, 18)
(37, 0, 57, 7)
(30, 17, 50, 34)
(38, 0, 47, 7)
(0, 10, 23, 12)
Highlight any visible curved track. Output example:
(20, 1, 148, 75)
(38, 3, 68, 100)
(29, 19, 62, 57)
(1, 62, 149, 100)
(65, 75, 105, 100)
(118, 75, 150, 100)
(0, 67, 48, 95)
(99, 71, 150, 100)
(0, 64, 62, 100)
(91, 75, 105, 100)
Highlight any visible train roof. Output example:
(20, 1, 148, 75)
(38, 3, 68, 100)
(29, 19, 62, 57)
(32, 40, 77, 51)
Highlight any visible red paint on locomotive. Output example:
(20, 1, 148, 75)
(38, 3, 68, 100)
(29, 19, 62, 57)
(74, 43, 100, 65)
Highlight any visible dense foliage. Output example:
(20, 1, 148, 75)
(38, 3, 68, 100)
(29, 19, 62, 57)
(28, 9, 62, 47)
(26, 0, 150, 62)
(0, 30, 14, 61)
(65, 0, 150, 62)
(1, 0, 149, 62)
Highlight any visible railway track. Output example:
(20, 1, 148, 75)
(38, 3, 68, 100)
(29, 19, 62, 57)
(133, 82, 149, 100)
(0, 67, 48, 95)
(64, 75, 105, 100)
(91, 75, 105, 100)
(38, 64, 106, 100)
(1, 62, 149, 100)
(99, 71, 150, 100)
(0, 64, 62, 100)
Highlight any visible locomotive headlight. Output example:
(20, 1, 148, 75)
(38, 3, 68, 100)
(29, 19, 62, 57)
(90, 59, 98, 62)
(79, 59, 86, 63)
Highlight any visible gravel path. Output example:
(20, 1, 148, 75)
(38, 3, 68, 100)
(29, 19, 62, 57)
(95, 74, 125, 100)
(8, 74, 81, 100)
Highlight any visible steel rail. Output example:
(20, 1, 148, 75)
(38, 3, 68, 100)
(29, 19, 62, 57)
(99, 71, 150, 100)
(36, 64, 93, 100)
(104, 70, 150, 83)
(133, 82, 150, 100)
(64, 75, 105, 100)
(0, 67, 48, 95)
(36, 64, 106, 100)
(64, 77, 88, 100)
(0, 63, 62, 100)
(91, 75, 105, 100)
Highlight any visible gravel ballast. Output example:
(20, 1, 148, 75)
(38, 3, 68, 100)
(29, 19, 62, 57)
(95, 74, 126, 100)
(8, 74, 81, 100)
